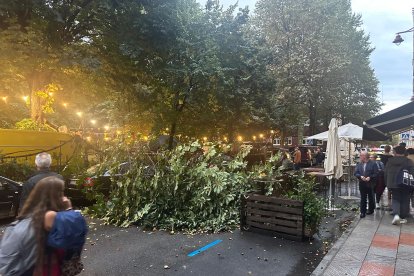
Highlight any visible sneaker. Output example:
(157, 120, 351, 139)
(392, 215, 401, 225)
(400, 219, 407, 224)
(376, 203, 380, 209)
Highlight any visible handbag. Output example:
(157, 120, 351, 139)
(61, 255, 84, 276)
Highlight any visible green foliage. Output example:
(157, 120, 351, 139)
(254, 0, 381, 133)
(285, 173, 325, 234)
(86, 141, 252, 232)
(15, 118, 56, 131)
(0, 161, 34, 181)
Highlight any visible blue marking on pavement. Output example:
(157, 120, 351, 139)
(187, 239, 223, 257)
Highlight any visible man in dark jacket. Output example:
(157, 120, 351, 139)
(19, 152, 64, 209)
(384, 146, 414, 225)
(354, 151, 378, 218)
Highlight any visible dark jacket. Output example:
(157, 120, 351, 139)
(384, 156, 414, 189)
(19, 169, 64, 209)
(380, 154, 393, 166)
(354, 160, 378, 185)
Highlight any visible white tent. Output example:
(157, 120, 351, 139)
(307, 123, 362, 140)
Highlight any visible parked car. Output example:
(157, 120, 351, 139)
(65, 162, 131, 206)
(65, 161, 156, 206)
(0, 176, 22, 219)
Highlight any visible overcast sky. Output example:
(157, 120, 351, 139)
(198, 0, 414, 113)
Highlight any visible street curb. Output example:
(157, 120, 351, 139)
(311, 213, 359, 276)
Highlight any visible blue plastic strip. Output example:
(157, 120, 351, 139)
(187, 239, 223, 257)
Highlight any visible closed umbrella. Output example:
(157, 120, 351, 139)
(324, 118, 343, 209)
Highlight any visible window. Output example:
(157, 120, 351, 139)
(317, 140, 323, 145)
(285, 137, 292, 145)
(273, 138, 281, 145)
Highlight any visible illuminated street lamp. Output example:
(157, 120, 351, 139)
(76, 111, 83, 117)
(62, 103, 68, 108)
(90, 119, 97, 125)
(104, 125, 110, 131)
(392, 8, 414, 101)
(22, 96, 29, 102)
(2, 96, 7, 103)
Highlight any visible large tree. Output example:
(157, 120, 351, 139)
(253, 0, 381, 135)
(0, 0, 113, 125)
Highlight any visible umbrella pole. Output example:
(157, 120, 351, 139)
(348, 140, 351, 197)
(329, 178, 333, 210)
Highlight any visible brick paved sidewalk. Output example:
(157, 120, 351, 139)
(313, 207, 414, 276)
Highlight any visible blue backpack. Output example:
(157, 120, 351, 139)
(47, 210, 88, 250)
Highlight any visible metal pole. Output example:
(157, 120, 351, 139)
(411, 8, 414, 101)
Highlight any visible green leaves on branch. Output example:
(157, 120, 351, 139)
(86, 141, 252, 232)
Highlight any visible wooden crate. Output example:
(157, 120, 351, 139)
(240, 193, 304, 241)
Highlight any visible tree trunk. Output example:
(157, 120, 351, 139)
(168, 121, 177, 150)
(28, 71, 51, 124)
(280, 129, 286, 147)
(308, 101, 317, 135)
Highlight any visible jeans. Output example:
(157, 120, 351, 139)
(359, 182, 375, 214)
(391, 186, 411, 219)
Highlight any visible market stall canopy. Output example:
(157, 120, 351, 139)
(362, 101, 414, 141)
(307, 123, 362, 141)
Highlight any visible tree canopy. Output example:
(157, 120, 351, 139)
(0, 0, 381, 142)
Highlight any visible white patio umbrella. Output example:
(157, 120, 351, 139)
(324, 118, 343, 209)
(309, 123, 359, 198)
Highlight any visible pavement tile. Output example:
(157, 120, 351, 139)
(376, 223, 401, 236)
(334, 247, 368, 262)
(371, 234, 399, 250)
(399, 232, 414, 246)
(314, 197, 414, 276)
(323, 257, 362, 276)
(396, 244, 414, 261)
(366, 246, 397, 259)
(395, 258, 414, 276)
(344, 237, 372, 248)
(358, 261, 394, 276)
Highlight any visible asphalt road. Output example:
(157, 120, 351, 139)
(76, 218, 327, 276)
(0, 210, 356, 276)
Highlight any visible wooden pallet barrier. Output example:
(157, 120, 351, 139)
(240, 193, 304, 241)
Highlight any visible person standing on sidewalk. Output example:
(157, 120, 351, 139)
(370, 154, 385, 209)
(384, 146, 414, 225)
(355, 151, 378, 218)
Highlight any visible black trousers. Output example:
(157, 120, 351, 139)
(359, 182, 375, 214)
(390, 187, 411, 219)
